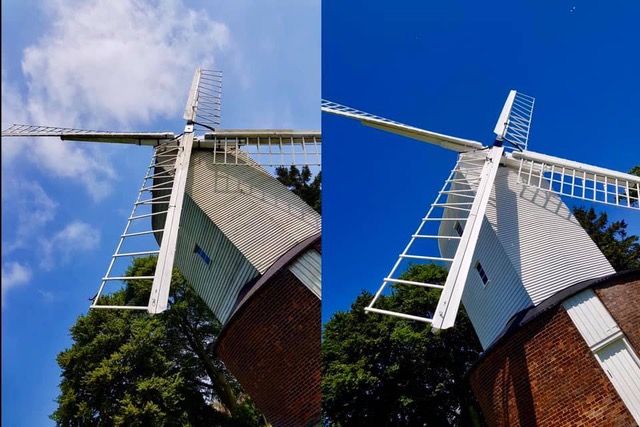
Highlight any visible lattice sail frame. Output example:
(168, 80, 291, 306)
(323, 91, 639, 332)
(91, 138, 180, 311)
(185, 69, 222, 132)
(366, 146, 504, 330)
(493, 90, 535, 152)
(510, 151, 640, 210)
(204, 131, 321, 166)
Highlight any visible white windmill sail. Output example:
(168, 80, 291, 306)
(322, 101, 496, 330)
(95, 68, 204, 313)
(3, 68, 322, 316)
(507, 150, 640, 210)
(323, 91, 638, 338)
(493, 90, 535, 151)
(202, 130, 321, 166)
(1, 125, 175, 145)
(321, 100, 484, 152)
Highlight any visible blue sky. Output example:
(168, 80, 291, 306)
(1, 0, 319, 425)
(3, 0, 640, 424)
(322, 1, 640, 323)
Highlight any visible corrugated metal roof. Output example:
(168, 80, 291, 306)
(486, 168, 615, 305)
(186, 150, 321, 274)
(173, 195, 260, 324)
(436, 161, 615, 349)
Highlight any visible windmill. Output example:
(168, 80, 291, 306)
(322, 92, 640, 424)
(3, 68, 322, 427)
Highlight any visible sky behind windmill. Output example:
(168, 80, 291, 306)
(2, 0, 640, 425)
(322, 1, 640, 323)
(1, 0, 319, 424)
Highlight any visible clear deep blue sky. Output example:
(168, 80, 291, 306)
(322, 0, 640, 324)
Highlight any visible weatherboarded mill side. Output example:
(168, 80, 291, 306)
(440, 167, 615, 349)
(438, 165, 640, 425)
(154, 144, 322, 427)
(469, 271, 640, 426)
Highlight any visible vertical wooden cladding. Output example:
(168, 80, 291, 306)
(469, 274, 640, 426)
(288, 249, 321, 298)
(175, 195, 260, 324)
(564, 289, 640, 423)
(187, 150, 321, 274)
(563, 289, 621, 346)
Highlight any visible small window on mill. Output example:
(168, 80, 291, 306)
(454, 221, 464, 237)
(194, 244, 211, 266)
(475, 261, 489, 286)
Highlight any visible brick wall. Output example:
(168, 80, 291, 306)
(216, 268, 321, 427)
(469, 304, 636, 426)
(596, 276, 640, 352)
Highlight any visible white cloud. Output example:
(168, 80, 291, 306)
(1, 179, 58, 254)
(4, 0, 232, 200)
(1, 262, 33, 306)
(23, 0, 230, 127)
(1, 69, 29, 163)
(40, 221, 101, 270)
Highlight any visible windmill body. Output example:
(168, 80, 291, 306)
(439, 162, 614, 348)
(3, 69, 323, 427)
(322, 92, 640, 424)
(152, 146, 321, 323)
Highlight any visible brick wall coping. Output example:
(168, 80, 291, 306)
(215, 232, 321, 346)
(470, 269, 640, 366)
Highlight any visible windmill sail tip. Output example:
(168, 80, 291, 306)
(493, 90, 535, 152)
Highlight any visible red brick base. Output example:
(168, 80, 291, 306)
(216, 268, 321, 427)
(469, 273, 640, 427)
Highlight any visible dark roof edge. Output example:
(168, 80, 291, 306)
(474, 269, 640, 364)
(215, 233, 321, 347)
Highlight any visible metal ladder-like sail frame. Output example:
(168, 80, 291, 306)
(364, 149, 501, 329)
(322, 92, 639, 330)
(2, 68, 323, 314)
(91, 138, 180, 311)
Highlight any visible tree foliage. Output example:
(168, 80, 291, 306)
(322, 166, 640, 426)
(626, 165, 640, 206)
(322, 264, 484, 427)
(52, 257, 266, 427)
(275, 165, 321, 213)
(573, 206, 640, 271)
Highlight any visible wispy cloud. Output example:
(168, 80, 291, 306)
(1, 179, 58, 254)
(23, 0, 231, 127)
(40, 221, 101, 270)
(1, 262, 32, 306)
(37, 289, 55, 304)
(4, 0, 232, 200)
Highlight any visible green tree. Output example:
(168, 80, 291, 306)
(51, 257, 266, 427)
(275, 165, 321, 213)
(573, 206, 640, 271)
(322, 264, 484, 427)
